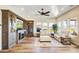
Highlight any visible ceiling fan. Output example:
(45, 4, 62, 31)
(37, 8, 50, 16)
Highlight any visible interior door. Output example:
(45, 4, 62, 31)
(27, 21, 33, 37)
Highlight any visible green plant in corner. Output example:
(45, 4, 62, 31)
(52, 24, 58, 33)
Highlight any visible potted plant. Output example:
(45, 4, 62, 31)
(52, 24, 58, 34)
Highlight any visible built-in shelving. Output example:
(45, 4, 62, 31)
(1, 9, 28, 49)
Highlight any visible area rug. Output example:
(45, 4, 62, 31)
(34, 37, 68, 48)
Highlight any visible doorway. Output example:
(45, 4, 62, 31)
(26, 21, 34, 37)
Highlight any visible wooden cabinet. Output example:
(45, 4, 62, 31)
(2, 10, 17, 49)
(1, 9, 33, 49)
(8, 14, 16, 48)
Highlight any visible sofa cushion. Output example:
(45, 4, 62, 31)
(70, 35, 79, 46)
(40, 36, 52, 42)
(54, 34, 61, 41)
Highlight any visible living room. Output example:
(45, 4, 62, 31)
(0, 5, 79, 53)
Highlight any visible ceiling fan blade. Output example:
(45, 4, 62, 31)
(37, 11, 41, 13)
(41, 8, 44, 11)
(37, 8, 51, 16)
(45, 11, 50, 14)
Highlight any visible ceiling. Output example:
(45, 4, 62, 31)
(7, 5, 76, 21)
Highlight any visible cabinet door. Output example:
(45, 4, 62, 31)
(8, 15, 16, 48)
(0, 10, 2, 50)
(0, 26, 2, 50)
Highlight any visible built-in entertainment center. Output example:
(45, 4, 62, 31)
(1, 9, 27, 49)
(16, 18, 26, 43)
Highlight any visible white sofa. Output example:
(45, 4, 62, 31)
(54, 34, 61, 42)
(54, 34, 71, 43)
(70, 35, 79, 46)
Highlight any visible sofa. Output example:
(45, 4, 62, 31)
(70, 35, 79, 46)
(54, 34, 71, 45)
(54, 33, 79, 46)
(54, 34, 61, 42)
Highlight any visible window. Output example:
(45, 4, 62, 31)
(48, 23, 53, 28)
(62, 20, 68, 34)
(63, 20, 67, 29)
(69, 19, 77, 35)
(70, 20, 76, 27)
(48, 23, 54, 32)
(58, 22, 62, 34)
